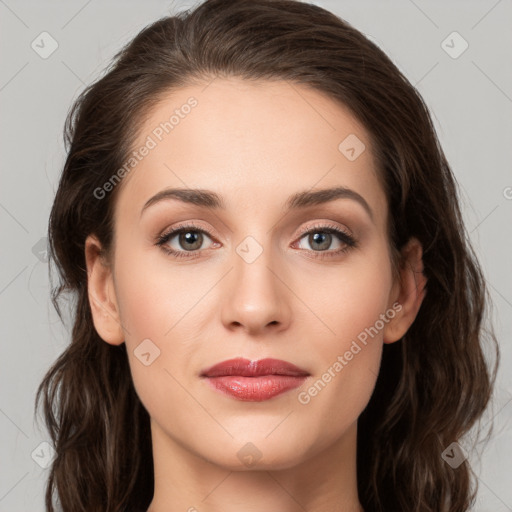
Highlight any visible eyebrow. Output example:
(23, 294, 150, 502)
(140, 186, 374, 221)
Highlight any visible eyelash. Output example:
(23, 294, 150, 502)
(155, 222, 358, 260)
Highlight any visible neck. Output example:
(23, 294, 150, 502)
(147, 419, 362, 512)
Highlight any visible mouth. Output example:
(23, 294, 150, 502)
(200, 358, 310, 401)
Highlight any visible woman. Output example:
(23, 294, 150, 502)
(35, 0, 499, 511)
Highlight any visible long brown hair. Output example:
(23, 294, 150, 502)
(35, 1, 499, 510)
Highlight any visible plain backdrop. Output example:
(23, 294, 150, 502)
(0, 0, 511, 510)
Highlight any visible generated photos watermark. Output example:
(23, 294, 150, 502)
(298, 301, 402, 405)
(93, 96, 198, 200)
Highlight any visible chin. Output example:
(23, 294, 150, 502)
(198, 434, 314, 472)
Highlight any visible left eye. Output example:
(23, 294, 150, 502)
(295, 227, 355, 252)
(298, 231, 337, 251)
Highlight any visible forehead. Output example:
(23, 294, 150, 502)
(115, 77, 387, 227)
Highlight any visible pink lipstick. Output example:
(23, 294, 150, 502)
(200, 357, 309, 401)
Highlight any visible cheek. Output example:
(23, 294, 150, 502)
(312, 247, 393, 355)
(298, 249, 392, 416)
(115, 269, 197, 434)
(113, 246, 206, 339)
(111, 250, 210, 414)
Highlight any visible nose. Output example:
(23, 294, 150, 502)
(220, 240, 292, 336)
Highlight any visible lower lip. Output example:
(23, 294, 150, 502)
(203, 375, 308, 401)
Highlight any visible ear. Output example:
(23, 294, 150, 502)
(84, 234, 125, 346)
(383, 237, 427, 344)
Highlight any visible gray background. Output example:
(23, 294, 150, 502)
(0, 0, 511, 510)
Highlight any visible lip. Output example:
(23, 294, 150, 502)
(200, 358, 310, 401)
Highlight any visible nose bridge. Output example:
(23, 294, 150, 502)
(220, 231, 290, 333)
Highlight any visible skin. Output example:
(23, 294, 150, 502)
(85, 77, 427, 512)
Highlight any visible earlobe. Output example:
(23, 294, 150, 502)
(383, 237, 427, 344)
(84, 234, 125, 346)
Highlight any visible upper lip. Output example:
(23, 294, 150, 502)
(200, 358, 310, 378)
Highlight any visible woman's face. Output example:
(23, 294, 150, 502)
(87, 77, 420, 471)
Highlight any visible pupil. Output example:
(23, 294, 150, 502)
(311, 232, 331, 251)
(180, 231, 202, 250)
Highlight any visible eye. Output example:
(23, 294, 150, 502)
(155, 223, 217, 259)
(293, 223, 357, 258)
